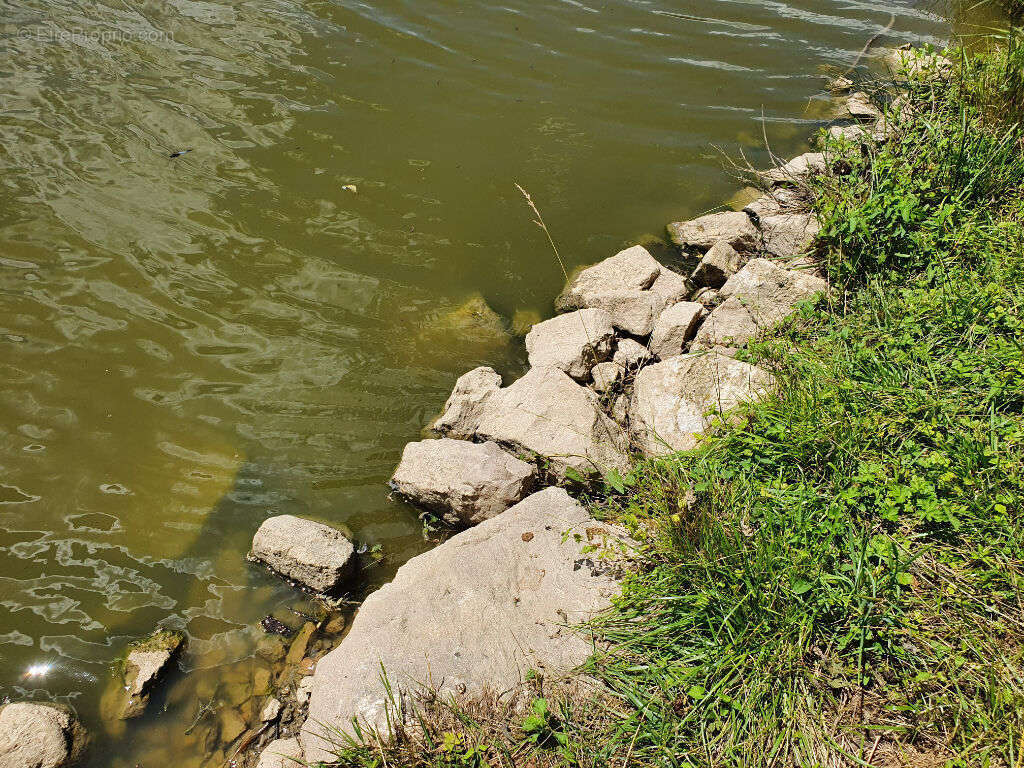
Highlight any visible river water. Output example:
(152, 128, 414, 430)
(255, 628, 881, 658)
(1, 1, 951, 765)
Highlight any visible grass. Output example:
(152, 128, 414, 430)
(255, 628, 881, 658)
(319, 26, 1024, 768)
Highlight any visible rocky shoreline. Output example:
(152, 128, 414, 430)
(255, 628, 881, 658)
(0, 43, 946, 768)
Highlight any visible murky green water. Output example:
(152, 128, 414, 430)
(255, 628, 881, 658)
(0, 0, 953, 764)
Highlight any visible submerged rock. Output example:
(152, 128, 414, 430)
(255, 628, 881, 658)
(693, 259, 827, 350)
(667, 211, 759, 254)
(648, 302, 705, 360)
(0, 702, 88, 768)
(300, 488, 630, 758)
(430, 366, 502, 439)
(473, 366, 631, 481)
(525, 309, 614, 381)
(102, 629, 186, 721)
(256, 737, 304, 768)
(390, 439, 536, 526)
(629, 353, 775, 456)
(250, 516, 356, 594)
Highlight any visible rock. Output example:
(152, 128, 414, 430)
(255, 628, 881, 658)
(430, 367, 502, 439)
(0, 702, 88, 768)
(107, 630, 186, 720)
(295, 676, 315, 705)
(847, 92, 882, 120)
(260, 697, 282, 723)
(718, 258, 828, 327)
(647, 266, 690, 306)
(827, 123, 872, 144)
(591, 362, 622, 395)
(648, 302, 705, 359)
(692, 260, 827, 350)
(613, 339, 652, 369)
(691, 241, 744, 288)
(255, 635, 287, 664)
(557, 245, 661, 300)
(629, 353, 775, 456)
(324, 615, 347, 635)
(692, 287, 721, 309)
(690, 297, 760, 351)
(219, 708, 247, 746)
(554, 247, 688, 337)
(667, 211, 759, 253)
(511, 308, 542, 337)
(256, 738, 304, 768)
(759, 213, 820, 260)
(525, 309, 614, 381)
(253, 665, 272, 696)
(886, 45, 953, 79)
(611, 393, 629, 426)
(286, 622, 317, 667)
(300, 488, 630, 757)
(762, 152, 827, 185)
(473, 367, 630, 481)
(561, 290, 666, 337)
(743, 186, 806, 223)
(826, 75, 853, 93)
(250, 516, 356, 594)
(390, 439, 536, 526)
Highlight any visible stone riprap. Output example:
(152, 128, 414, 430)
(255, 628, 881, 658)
(648, 302, 705, 360)
(691, 240, 744, 288)
(667, 211, 759, 253)
(256, 738, 304, 768)
(250, 515, 356, 593)
(115, 630, 185, 720)
(389, 439, 536, 526)
(300, 488, 630, 760)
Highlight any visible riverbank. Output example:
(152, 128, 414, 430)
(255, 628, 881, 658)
(308, 26, 1024, 768)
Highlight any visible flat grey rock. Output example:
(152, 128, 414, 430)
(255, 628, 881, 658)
(300, 488, 629, 759)
(526, 309, 614, 381)
(474, 367, 630, 481)
(431, 366, 502, 439)
(0, 702, 88, 768)
(629, 353, 775, 456)
(667, 211, 759, 253)
(250, 515, 356, 594)
(648, 302, 705, 359)
(557, 245, 661, 301)
(390, 439, 536, 526)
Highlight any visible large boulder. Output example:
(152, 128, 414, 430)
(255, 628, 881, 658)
(250, 515, 356, 594)
(0, 702, 88, 768)
(473, 367, 630, 481)
(525, 309, 614, 381)
(555, 246, 687, 336)
(648, 302, 705, 360)
(256, 738, 304, 768)
(389, 439, 536, 526)
(693, 259, 827, 350)
(430, 367, 502, 439)
(743, 185, 806, 224)
(300, 488, 630, 758)
(667, 211, 759, 253)
(629, 353, 775, 456)
(103, 630, 185, 720)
